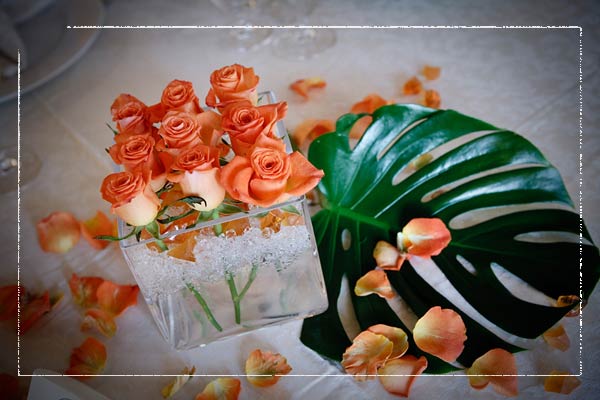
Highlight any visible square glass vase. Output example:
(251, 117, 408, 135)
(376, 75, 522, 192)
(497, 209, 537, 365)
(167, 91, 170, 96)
(118, 92, 328, 350)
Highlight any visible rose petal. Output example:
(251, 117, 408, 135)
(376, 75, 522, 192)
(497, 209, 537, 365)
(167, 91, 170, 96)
(422, 89, 441, 109)
(402, 76, 423, 95)
(167, 231, 198, 262)
(289, 77, 326, 100)
(0, 285, 22, 321)
(69, 273, 104, 309)
(285, 152, 325, 196)
(399, 218, 451, 257)
(355, 270, 395, 299)
(245, 349, 292, 387)
(342, 331, 393, 381)
(96, 281, 139, 316)
(36, 211, 81, 254)
(367, 324, 409, 360)
(162, 366, 196, 399)
(377, 355, 428, 397)
(349, 116, 373, 140)
(350, 93, 388, 114)
(413, 306, 466, 362)
(291, 119, 335, 150)
(81, 308, 117, 338)
(543, 324, 570, 352)
(20, 291, 51, 334)
(544, 371, 581, 395)
(421, 65, 441, 81)
(466, 348, 518, 397)
(65, 337, 107, 380)
(373, 241, 405, 271)
(195, 378, 241, 400)
(81, 211, 116, 250)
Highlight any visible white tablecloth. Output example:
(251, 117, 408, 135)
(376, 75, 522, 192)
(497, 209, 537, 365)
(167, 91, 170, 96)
(1, 0, 599, 399)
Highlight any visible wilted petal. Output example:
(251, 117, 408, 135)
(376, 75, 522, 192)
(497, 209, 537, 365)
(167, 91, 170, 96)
(367, 324, 409, 360)
(544, 371, 581, 395)
(466, 348, 518, 397)
(36, 211, 81, 254)
(0, 285, 22, 321)
(373, 241, 405, 271)
(195, 378, 241, 400)
(69, 273, 104, 308)
(355, 270, 395, 299)
(399, 218, 451, 257)
(82, 309, 117, 338)
(162, 366, 196, 399)
(289, 77, 326, 100)
(413, 306, 466, 362)
(96, 281, 139, 316)
(341, 331, 393, 381)
(543, 324, 570, 352)
(378, 355, 428, 397)
(21, 291, 51, 334)
(81, 211, 116, 250)
(245, 349, 292, 387)
(65, 337, 107, 380)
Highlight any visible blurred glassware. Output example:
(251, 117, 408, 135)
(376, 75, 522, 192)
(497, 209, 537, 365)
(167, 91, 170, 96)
(0, 145, 41, 194)
(270, 0, 336, 60)
(210, 0, 273, 51)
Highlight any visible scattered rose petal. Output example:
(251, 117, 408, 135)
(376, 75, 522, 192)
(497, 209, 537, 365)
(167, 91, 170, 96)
(0, 285, 22, 321)
(69, 274, 104, 308)
(544, 371, 581, 395)
(245, 349, 292, 387)
(398, 218, 451, 257)
(373, 241, 405, 271)
(543, 324, 570, 352)
(413, 306, 466, 362)
(422, 89, 441, 109)
(341, 331, 393, 381)
(162, 366, 196, 399)
(96, 281, 139, 317)
(81, 211, 116, 250)
(350, 93, 388, 114)
(36, 211, 81, 254)
(291, 119, 335, 151)
(289, 77, 326, 100)
(367, 324, 409, 360)
(20, 291, 51, 334)
(421, 65, 441, 80)
(82, 309, 117, 338)
(0, 373, 19, 399)
(466, 348, 518, 397)
(349, 116, 373, 140)
(355, 270, 395, 299)
(65, 337, 107, 380)
(378, 355, 428, 397)
(195, 378, 241, 400)
(557, 295, 584, 317)
(402, 76, 423, 95)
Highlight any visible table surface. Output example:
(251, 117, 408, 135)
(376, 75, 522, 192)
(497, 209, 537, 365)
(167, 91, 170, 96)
(1, 0, 599, 399)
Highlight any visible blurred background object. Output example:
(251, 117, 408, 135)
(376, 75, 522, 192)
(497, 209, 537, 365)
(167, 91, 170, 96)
(209, 0, 273, 51)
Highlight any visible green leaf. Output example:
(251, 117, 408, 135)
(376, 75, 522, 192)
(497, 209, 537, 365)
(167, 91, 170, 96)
(301, 104, 600, 372)
(179, 196, 208, 209)
(281, 205, 301, 215)
(157, 209, 196, 224)
(95, 226, 141, 242)
(145, 220, 168, 252)
(216, 203, 246, 215)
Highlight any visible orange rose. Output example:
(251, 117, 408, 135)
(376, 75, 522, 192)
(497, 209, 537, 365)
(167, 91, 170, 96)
(147, 79, 202, 122)
(220, 135, 324, 207)
(157, 111, 203, 153)
(108, 135, 166, 191)
(110, 94, 150, 136)
(100, 171, 160, 226)
(205, 64, 260, 110)
(222, 101, 287, 156)
(167, 145, 225, 211)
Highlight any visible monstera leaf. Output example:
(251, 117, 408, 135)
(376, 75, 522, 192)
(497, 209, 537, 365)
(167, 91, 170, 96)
(301, 104, 600, 373)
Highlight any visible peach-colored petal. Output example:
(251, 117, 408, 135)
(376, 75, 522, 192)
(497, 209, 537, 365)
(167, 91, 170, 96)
(421, 65, 441, 81)
(162, 366, 196, 399)
(81, 308, 117, 338)
(0, 285, 22, 321)
(289, 77, 326, 100)
(286, 151, 325, 196)
(403, 76, 423, 95)
(466, 348, 518, 397)
(291, 119, 335, 151)
(398, 218, 451, 257)
(377, 355, 428, 397)
(422, 89, 441, 109)
(355, 270, 395, 299)
(81, 211, 116, 250)
(544, 371, 581, 395)
(342, 331, 393, 381)
(350, 93, 388, 114)
(177, 169, 226, 212)
(195, 378, 241, 400)
(96, 281, 139, 316)
(373, 240, 406, 271)
(20, 291, 51, 334)
(413, 306, 466, 362)
(245, 349, 292, 387)
(36, 211, 81, 254)
(367, 324, 409, 360)
(543, 324, 570, 352)
(65, 337, 107, 380)
(69, 273, 104, 308)
(557, 295, 584, 317)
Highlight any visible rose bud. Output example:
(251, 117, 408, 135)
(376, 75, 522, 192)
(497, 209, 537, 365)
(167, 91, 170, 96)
(36, 211, 81, 254)
(110, 94, 150, 136)
(205, 64, 260, 110)
(167, 144, 225, 212)
(101, 171, 161, 226)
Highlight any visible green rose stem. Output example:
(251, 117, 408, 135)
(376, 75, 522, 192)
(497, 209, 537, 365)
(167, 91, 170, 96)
(186, 282, 223, 332)
(226, 263, 259, 324)
(212, 209, 223, 236)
